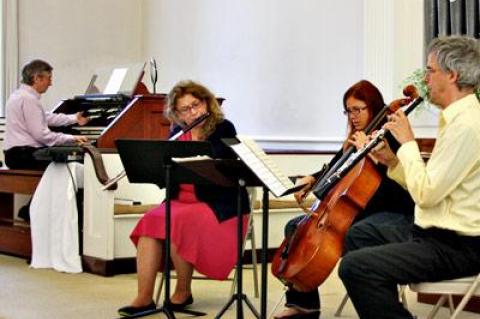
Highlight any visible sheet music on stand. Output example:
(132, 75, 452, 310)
(223, 135, 305, 197)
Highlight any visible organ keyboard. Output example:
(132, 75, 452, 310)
(51, 82, 171, 148)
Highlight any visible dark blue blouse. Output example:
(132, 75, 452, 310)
(169, 119, 250, 222)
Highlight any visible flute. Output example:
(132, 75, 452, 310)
(101, 112, 211, 190)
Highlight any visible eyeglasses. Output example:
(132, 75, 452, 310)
(425, 66, 441, 76)
(176, 100, 203, 115)
(343, 106, 368, 116)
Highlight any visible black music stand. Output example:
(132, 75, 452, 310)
(174, 158, 270, 319)
(115, 139, 214, 319)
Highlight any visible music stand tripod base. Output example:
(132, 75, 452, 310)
(214, 178, 260, 319)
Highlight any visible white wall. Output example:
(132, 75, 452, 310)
(12, 0, 433, 151)
(17, 0, 143, 109)
(142, 0, 365, 151)
(141, 0, 433, 150)
(364, 0, 437, 137)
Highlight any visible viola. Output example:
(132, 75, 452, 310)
(271, 87, 423, 291)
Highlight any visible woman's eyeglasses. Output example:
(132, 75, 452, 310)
(343, 106, 368, 116)
(176, 100, 203, 115)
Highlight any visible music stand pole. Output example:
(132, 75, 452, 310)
(215, 178, 260, 319)
(119, 163, 205, 319)
(261, 185, 269, 318)
(162, 162, 175, 318)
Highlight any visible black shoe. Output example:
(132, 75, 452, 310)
(274, 310, 320, 319)
(118, 301, 156, 317)
(18, 204, 30, 222)
(168, 295, 194, 311)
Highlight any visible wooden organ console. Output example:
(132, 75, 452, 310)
(51, 82, 170, 148)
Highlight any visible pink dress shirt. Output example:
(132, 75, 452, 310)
(4, 84, 77, 150)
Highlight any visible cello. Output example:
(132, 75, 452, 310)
(271, 87, 423, 291)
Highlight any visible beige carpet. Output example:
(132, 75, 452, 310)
(0, 254, 477, 319)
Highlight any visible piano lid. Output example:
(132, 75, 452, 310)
(82, 62, 145, 98)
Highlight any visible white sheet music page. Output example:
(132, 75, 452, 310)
(104, 68, 128, 94)
(231, 135, 295, 197)
(172, 155, 212, 162)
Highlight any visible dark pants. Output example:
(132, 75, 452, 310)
(4, 146, 49, 170)
(339, 216, 480, 319)
(281, 212, 413, 311)
(4, 146, 49, 221)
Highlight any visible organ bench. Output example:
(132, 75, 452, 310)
(0, 168, 43, 257)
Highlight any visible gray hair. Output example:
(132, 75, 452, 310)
(427, 36, 480, 91)
(21, 59, 53, 85)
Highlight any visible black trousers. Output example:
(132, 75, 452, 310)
(339, 216, 480, 319)
(281, 212, 413, 311)
(4, 146, 49, 170)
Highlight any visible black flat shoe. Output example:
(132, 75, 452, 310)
(168, 295, 194, 311)
(274, 310, 320, 319)
(118, 301, 156, 317)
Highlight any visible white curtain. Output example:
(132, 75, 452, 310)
(1, 0, 19, 116)
(30, 162, 84, 273)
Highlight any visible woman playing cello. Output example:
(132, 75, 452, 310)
(273, 80, 415, 319)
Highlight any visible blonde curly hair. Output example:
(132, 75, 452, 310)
(164, 80, 224, 139)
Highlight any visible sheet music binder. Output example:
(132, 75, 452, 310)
(173, 158, 262, 188)
(222, 136, 305, 197)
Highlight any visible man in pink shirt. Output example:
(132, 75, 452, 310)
(3, 59, 89, 170)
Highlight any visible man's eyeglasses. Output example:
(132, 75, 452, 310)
(176, 100, 203, 115)
(343, 106, 368, 116)
(425, 66, 439, 76)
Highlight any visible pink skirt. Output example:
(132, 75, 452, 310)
(130, 184, 249, 280)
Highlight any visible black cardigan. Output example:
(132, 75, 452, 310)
(168, 119, 250, 222)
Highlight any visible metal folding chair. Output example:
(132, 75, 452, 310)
(409, 274, 480, 319)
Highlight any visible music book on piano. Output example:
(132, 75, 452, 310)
(222, 136, 305, 197)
